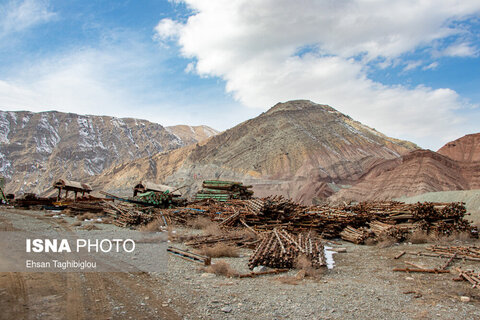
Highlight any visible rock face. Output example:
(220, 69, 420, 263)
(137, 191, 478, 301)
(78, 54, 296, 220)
(0, 110, 216, 194)
(437, 133, 480, 162)
(96, 100, 418, 203)
(330, 148, 480, 202)
(166, 125, 218, 145)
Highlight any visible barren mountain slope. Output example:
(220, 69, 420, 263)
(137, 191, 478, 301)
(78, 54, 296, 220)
(437, 133, 480, 162)
(96, 100, 418, 203)
(166, 125, 219, 145)
(0, 110, 215, 195)
(330, 149, 480, 202)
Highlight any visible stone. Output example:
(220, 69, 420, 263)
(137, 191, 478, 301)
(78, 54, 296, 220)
(201, 273, 215, 278)
(460, 296, 470, 302)
(221, 306, 232, 313)
(253, 266, 269, 273)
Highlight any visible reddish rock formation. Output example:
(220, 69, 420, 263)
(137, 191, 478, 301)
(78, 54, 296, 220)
(437, 133, 480, 162)
(331, 148, 480, 202)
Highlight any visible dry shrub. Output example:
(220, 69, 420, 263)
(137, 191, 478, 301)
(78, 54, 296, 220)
(71, 221, 82, 227)
(376, 235, 397, 248)
(203, 223, 223, 236)
(44, 213, 55, 217)
(140, 218, 165, 232)
(197, 243, 239, 258)
(62, 209, 73, 216)
(189, 216, 213, 229)
(204, 261, 238, 277)
(80, 224, 100, 231)
(408, 230, 433, 244)
(437, 231, 474, 243)
(228, 228, 258, 242)
(295, 254, 323, 278)
(364, 237, 377, 246)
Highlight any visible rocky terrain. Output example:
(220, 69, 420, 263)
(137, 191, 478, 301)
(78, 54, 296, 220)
(94, 100, 417, 202)
(331, 135, 480, 202)
(438, 133, 480, 162)
(166, 125, 218, 146)
(0, 110, 217, 195)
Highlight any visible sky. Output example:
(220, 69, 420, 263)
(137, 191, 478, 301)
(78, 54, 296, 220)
(0, 0, 479, 150)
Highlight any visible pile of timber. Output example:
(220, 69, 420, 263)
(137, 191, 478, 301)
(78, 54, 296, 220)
(456, 268, 480, 289)
(102, 201, 155, 227)
(248, 229, 326, 269)
(339, 226, 371, 244)
(13, 193, 56, 208)
(338, 201, 477, 243)
(195, 180, 253, 201)
(64, 201, 107, 214)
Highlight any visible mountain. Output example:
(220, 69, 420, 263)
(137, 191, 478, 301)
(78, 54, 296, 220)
(0, 110, 217, 195)
(94, 100, 418, 203)
(166, 125, 219, 145)
(437, 133, 480, 162)
(330, 134, 480, 202)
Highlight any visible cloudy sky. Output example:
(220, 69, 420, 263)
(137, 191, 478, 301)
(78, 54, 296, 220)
(0, 0, 479, 149)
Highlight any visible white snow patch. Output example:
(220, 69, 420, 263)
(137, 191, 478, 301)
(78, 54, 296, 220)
(22, 114, 31, 128)
(0, 112, 10, 143)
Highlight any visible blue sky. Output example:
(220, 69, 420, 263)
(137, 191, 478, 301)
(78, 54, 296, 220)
(0, 0, 479, 150)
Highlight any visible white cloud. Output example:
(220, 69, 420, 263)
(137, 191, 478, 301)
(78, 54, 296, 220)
(0, 0, 55, 37)
(156, 0, 480, 148)
(154, 18, 182, 41)
(423, 62, 439, 70)
(441, 42, 478, 57)
(403, 60, 423, 71)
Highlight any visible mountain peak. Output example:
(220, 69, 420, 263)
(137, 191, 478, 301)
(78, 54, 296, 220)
(266, 100, 337, 115)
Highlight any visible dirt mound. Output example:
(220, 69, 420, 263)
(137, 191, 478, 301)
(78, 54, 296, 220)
(437, 133, 480, 162)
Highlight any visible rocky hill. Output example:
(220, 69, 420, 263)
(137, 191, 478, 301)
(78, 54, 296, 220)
(0, 110, 217, 194)
(166, 125, 218, 145)
(437, 133, 480, 162)
(330, 141, 480, 202)
(95, 100, 418, 203)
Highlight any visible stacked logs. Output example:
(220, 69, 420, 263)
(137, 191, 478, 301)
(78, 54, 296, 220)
(248, 229, 326, 269)
(339, 226, 371, 244)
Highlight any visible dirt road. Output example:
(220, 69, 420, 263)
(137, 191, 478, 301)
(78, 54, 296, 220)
(0, 209, 184, 320)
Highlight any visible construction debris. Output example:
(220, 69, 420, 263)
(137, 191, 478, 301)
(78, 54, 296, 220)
(248, 229, 326, 270)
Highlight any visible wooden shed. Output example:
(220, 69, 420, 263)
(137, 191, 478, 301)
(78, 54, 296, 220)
(53, 179, 93, 201)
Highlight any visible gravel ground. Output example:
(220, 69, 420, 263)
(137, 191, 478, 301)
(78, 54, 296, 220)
(156, 228, 480, 320)
(2, 208, 480, 319)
